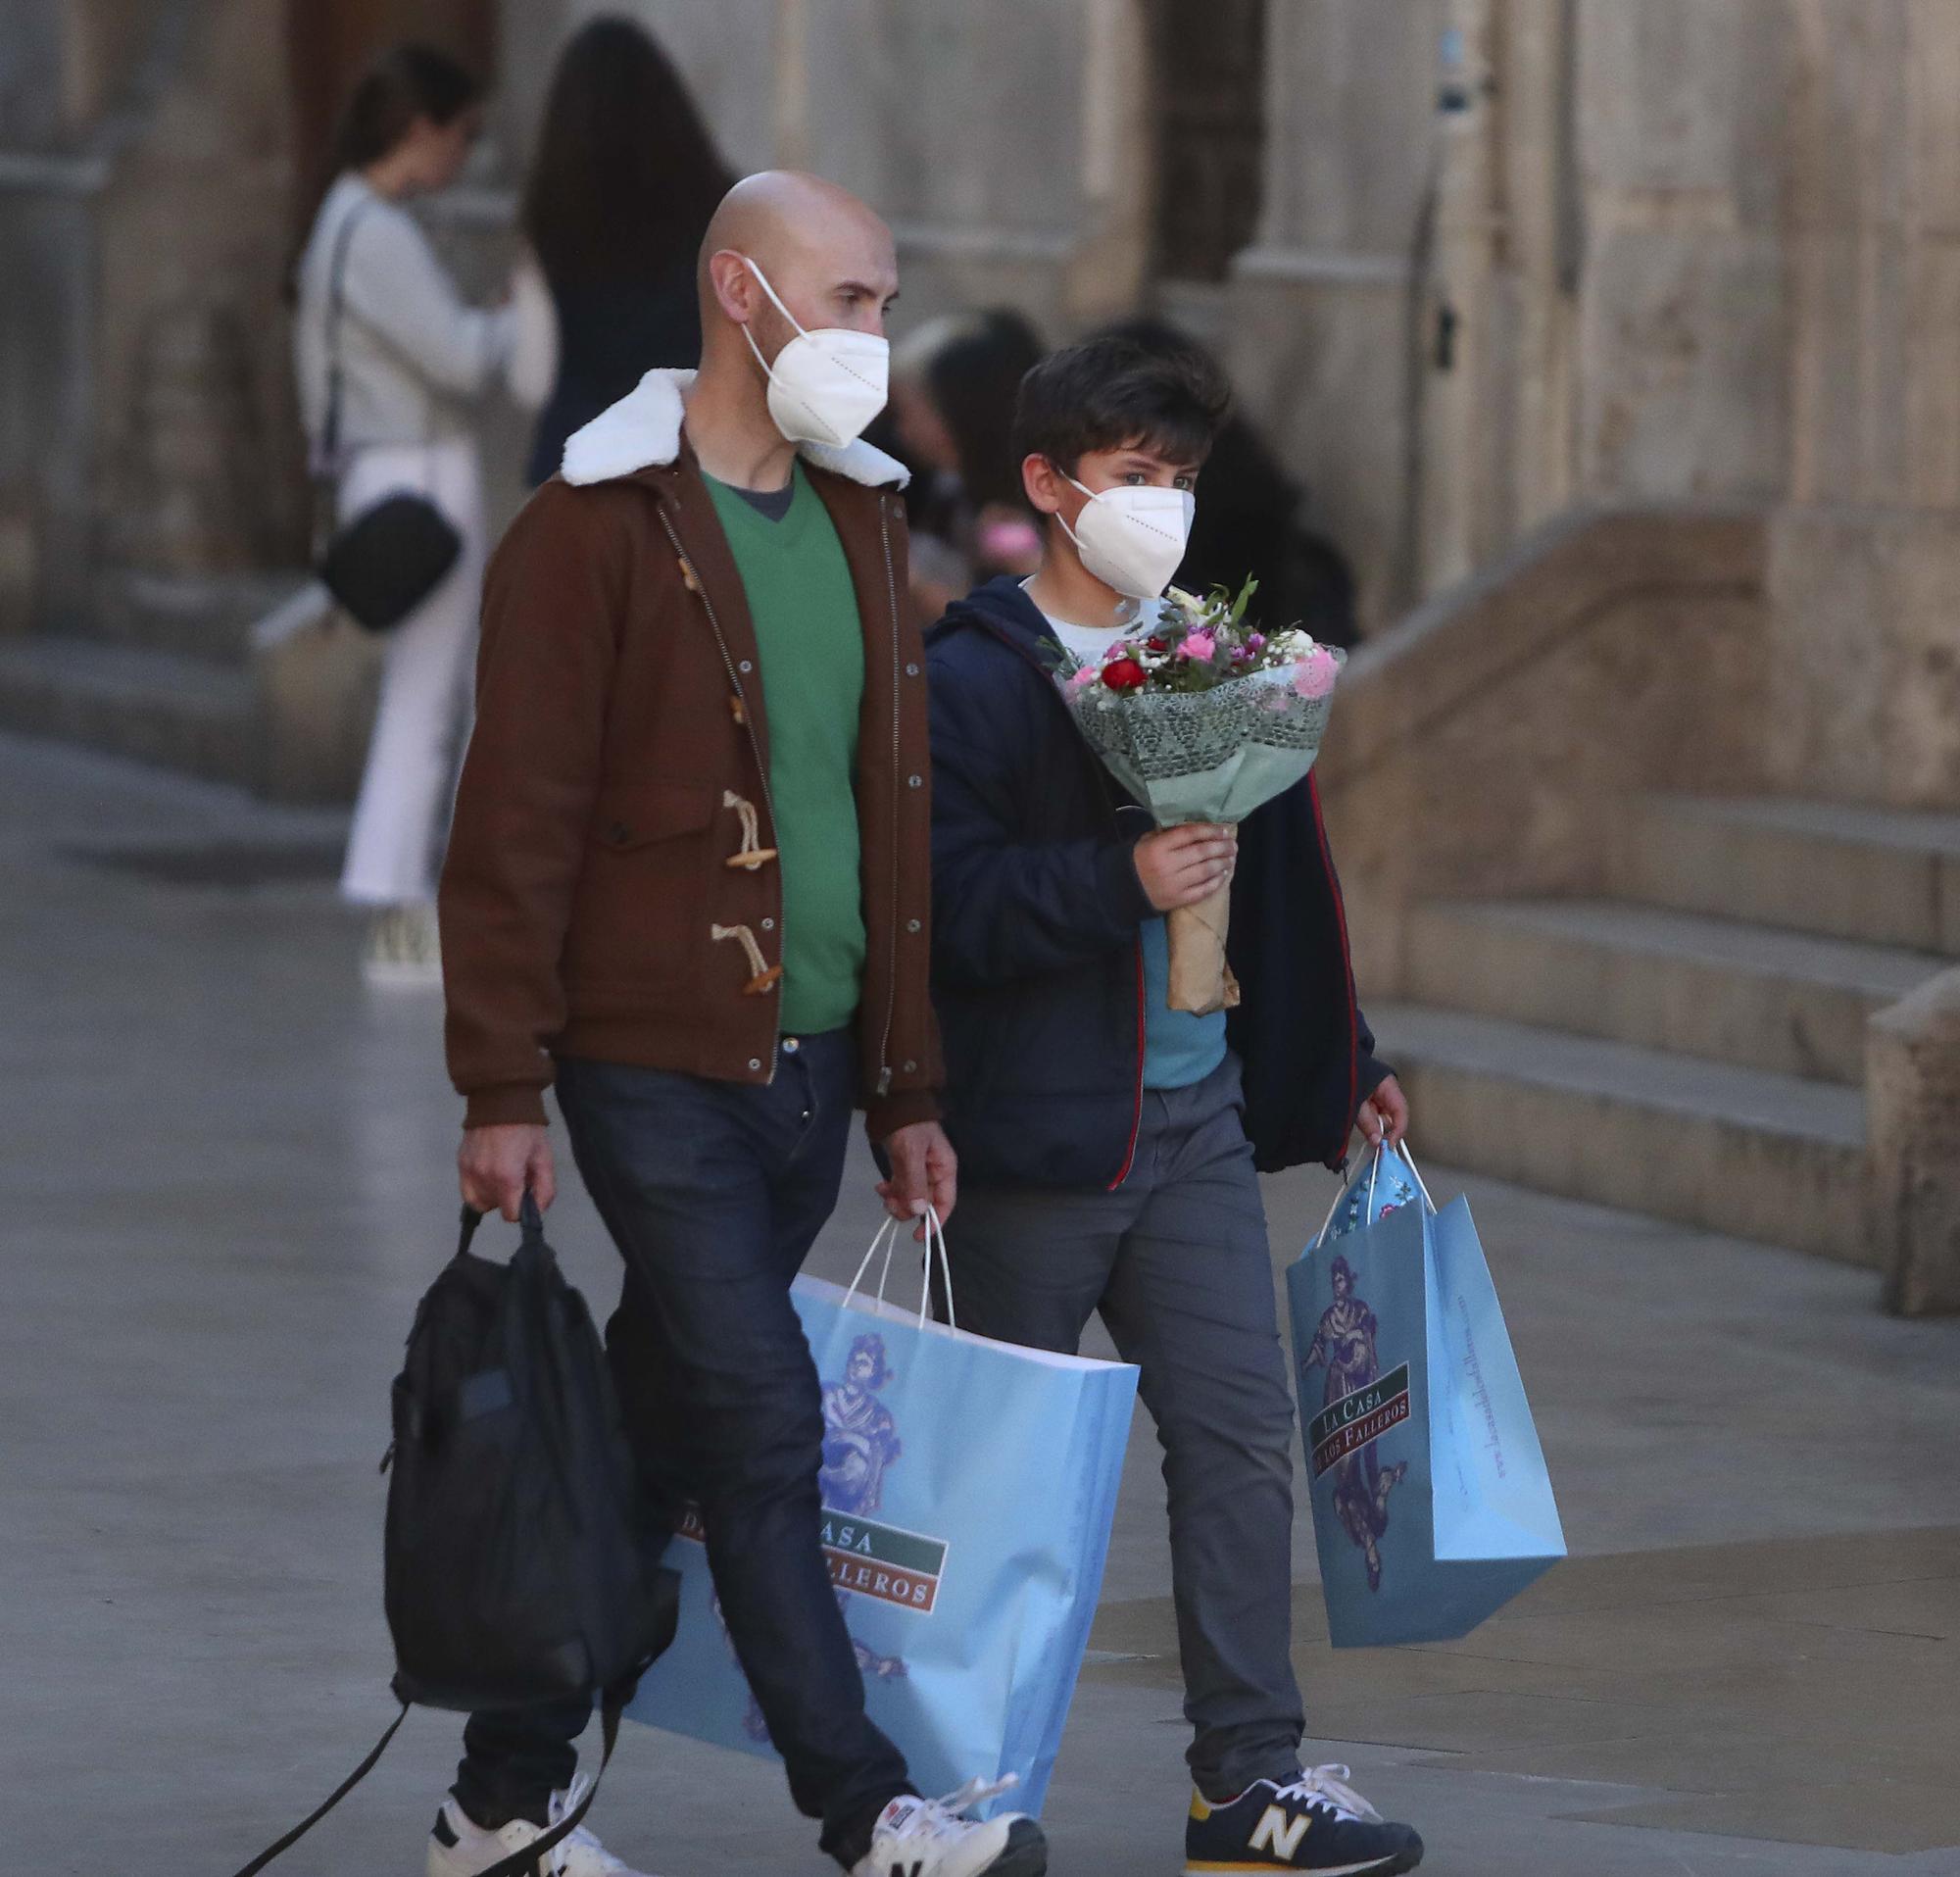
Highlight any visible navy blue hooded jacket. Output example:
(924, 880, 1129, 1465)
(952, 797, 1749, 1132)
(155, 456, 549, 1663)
(925, 575, 1387, 1190)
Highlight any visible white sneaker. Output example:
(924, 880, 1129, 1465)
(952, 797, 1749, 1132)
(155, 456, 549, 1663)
(850, 1778, 1048, 1877)
(427, 1776, 657, 1877)
(363, 903, 443, 988)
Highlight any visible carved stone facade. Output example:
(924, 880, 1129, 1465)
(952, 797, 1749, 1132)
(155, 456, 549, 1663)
(4, 0, 1960, 812)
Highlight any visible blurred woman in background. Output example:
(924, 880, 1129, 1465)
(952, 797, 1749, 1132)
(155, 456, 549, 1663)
(292, 43, 517, 983)
(513, 15, 734, 484)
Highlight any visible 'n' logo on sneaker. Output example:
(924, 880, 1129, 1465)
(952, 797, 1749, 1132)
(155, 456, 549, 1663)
(887, 1863, 922, 1877)
(1250, 1803, 1310, 1860)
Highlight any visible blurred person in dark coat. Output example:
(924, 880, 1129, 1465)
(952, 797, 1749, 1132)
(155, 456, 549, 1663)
(882, 308, 1046, 617)
(1096, 319, 1357, 648)
(511, 15, 735, 485)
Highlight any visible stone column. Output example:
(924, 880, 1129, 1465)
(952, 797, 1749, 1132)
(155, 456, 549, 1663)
(1420, 0, 1497, 595)
(1872, 970, 1960, 1315)
(1224, 0, 1450, 626)
(772, 0, 812, 172)
(1059, 0, 1154, 329)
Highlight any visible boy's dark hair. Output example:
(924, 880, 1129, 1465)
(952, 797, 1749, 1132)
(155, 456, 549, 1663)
(1011, 334, 1232, 475)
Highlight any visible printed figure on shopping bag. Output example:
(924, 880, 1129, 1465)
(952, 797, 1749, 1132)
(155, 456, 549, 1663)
(1301, 1256, 1409, 1592)
(924, 332, 1425, 1875)
(719, 1330, 911, 1751)
(822, 1334, 904, 1515)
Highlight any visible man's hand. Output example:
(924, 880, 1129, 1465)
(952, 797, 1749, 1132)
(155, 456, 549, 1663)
(877, 1120, 957, 1239)
(1356, 1075, 1409, 1152)
(1134, 823, 1237, 912)
(459, 1123, 556, 1220)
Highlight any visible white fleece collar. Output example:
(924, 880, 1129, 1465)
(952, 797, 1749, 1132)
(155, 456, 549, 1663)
(560, 368, 910, 491)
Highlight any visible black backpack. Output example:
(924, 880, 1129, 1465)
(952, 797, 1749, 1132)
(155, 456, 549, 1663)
(231, 1198, 678, 1877)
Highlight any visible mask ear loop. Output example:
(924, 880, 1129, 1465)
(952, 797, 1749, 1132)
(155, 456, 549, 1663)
(736, 252, 810, 341)
(734, 252, 808, 391)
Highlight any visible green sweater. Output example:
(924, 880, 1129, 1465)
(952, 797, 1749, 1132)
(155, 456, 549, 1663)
(704, 465, 866, 1035)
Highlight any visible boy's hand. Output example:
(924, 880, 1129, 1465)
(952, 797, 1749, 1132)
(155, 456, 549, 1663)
(460, 1123, 556, 1219)
(1134, 824, 1237, 911)
(1356, 1076, 1409, 1150)
(878, 1120, 958, 1239)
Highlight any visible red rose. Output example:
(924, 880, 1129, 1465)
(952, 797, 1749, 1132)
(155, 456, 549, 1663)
(1146, 636, 1168, 652)
(1102, 657, 1149, 691)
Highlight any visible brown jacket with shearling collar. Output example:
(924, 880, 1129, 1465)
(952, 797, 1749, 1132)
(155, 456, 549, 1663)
(439, 370, 941, 1140)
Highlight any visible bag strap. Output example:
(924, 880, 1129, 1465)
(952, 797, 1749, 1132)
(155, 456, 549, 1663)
(319, 195, 370, 474)
(225, 1700, 407, 1877)
(225, 1693, 625, 1877)
(472, 1695, 623, 1877)
(845, 1207, 953, 1330)
(457, 1189, 543, 1260)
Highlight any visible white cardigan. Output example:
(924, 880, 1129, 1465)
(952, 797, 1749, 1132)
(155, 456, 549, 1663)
(293, 173, 517, 460)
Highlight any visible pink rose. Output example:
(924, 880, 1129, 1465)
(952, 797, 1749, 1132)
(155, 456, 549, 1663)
(1176, 629, 1216, 662)
(1067, 664, 1101, 691)
(1292, 648, 1339, 700)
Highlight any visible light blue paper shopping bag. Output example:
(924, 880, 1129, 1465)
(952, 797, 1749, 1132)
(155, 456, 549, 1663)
(628, 1219, 1139, 1815)
(1286, 1144, 1564, 1647)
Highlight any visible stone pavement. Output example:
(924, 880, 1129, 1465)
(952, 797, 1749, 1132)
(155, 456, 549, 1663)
(3, 730, 1957, 1877)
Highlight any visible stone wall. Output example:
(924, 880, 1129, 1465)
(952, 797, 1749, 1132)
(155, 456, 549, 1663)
(1228, 0, 1960, 809)
(1761, 0, 1960, 811)
(522, 0, 1102, 336)
(93, 0, 307, 576)
(1315, 506, 1770, 990)
(6, 0, 1959, 817)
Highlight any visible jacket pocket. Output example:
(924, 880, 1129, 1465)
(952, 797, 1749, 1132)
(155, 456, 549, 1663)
(591, 779, 717, 852)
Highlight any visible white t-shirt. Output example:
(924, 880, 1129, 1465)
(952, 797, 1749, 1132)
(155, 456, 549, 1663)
(1031, 587, 1165, 667)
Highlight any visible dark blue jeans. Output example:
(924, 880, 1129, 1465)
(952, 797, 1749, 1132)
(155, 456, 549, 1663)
(453, 1034, 914, 1865)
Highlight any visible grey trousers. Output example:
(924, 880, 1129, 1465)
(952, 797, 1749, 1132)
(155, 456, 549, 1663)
(943, 1053, 1305, 1802)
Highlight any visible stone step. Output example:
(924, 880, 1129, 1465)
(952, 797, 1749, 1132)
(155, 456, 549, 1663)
(1372, 1003, 1869, 1266)
(0, 634, 257, 787)
(1405, 898, 1939, 1086)
(1614, 794, 1960, 957)
(70, 567, 309, 667)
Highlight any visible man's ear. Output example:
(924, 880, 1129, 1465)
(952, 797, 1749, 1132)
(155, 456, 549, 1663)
(1021, 453, 1067, 518)
(706, 249, 758, 327)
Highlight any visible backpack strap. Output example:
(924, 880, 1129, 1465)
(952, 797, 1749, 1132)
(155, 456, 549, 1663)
(319, 195, 373, 474)
(457, 1189, 542, 1260)
(471, 1694, 625, 1877)
(223, 1693, 627, 1877)
(225, 1701, 408, 1876)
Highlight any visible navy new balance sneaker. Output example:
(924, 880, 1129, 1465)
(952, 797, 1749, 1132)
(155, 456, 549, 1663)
(1184, 1765, 1423, 1875)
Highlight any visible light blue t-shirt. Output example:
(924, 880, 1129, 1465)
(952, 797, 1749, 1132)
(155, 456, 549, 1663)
(1046, 603, 1229, 1091)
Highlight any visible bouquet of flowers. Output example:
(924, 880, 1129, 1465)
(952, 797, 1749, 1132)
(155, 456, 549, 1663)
(1055, 577, 1345, 1014)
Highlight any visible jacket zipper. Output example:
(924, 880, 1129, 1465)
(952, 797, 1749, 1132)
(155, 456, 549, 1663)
(875, 499, 902, 1099)
(1106, 935, 1147, 1190)
(657, 503, 782, 1082)
(1307, 773, 1360, 1170)
(964, 614, 1149, 1188)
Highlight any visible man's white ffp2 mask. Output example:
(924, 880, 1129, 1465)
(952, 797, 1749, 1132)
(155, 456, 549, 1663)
(739, 256, 890, 449)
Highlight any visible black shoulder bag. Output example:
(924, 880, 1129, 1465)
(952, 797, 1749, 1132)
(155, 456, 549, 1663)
(315, 201, 464, 632)
(226, 1197, 678, 1876)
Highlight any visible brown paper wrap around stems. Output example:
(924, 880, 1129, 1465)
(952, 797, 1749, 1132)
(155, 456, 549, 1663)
(1165, 880, 1241, 1015)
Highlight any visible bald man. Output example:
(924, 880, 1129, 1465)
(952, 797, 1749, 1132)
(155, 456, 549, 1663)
(435, 173, 1044, 1877)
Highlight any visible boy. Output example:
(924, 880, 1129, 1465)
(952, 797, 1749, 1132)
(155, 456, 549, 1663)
(924, 336, 1422, 1877)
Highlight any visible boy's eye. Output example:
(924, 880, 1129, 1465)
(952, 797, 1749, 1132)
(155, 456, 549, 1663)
(1123, 470, 1148, 485)
(1174, 475, 1195, 492)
